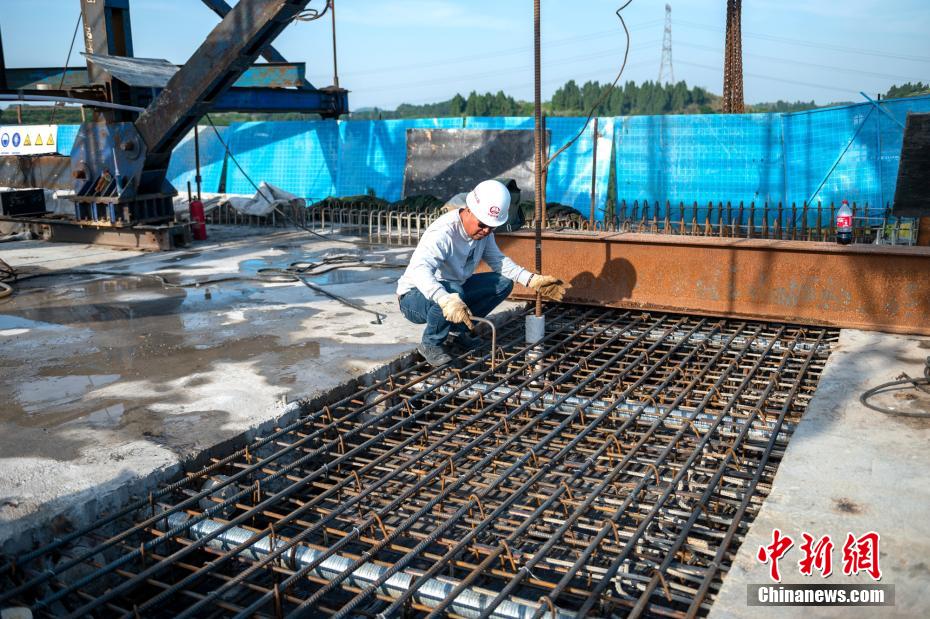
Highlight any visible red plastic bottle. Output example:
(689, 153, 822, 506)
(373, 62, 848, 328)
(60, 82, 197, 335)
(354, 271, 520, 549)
(836, 199, 852, 245)
(189, 199, 207, 241)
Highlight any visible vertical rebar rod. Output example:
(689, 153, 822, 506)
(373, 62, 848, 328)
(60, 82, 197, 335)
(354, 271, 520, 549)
(330, 0, 340, 88)
(590, 116, 599, 226)
(533, 0, 543, 317)
(193, 124, 202, 201)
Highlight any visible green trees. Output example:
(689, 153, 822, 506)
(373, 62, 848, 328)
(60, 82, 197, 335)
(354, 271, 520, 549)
(884, 82, 930, 99)
(351, 81, 722, 119)
(547, 79, 712, 115)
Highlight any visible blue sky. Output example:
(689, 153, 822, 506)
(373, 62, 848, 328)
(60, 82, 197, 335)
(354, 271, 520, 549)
(2, 0, 928, 111)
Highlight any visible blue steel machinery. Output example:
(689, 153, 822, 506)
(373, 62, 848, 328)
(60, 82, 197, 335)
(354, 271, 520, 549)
(0, 0, 346, 230)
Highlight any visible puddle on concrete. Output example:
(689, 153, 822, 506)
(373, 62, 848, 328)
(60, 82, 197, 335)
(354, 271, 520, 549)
(0, 272, 323, 431)
(0, 314, 70, 336)
(0, 235, 409, 452)
(84, 403, 126, 428)
(308, 270, 392, 285)
(15, 374, 121, 415)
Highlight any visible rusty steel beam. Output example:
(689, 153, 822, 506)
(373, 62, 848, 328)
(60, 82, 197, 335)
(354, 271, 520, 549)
(494, 231, 930, 335)
(135, 0, 315, 167)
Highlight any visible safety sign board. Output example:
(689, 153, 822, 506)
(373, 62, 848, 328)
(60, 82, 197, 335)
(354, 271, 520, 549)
(0, 125, 60, 156)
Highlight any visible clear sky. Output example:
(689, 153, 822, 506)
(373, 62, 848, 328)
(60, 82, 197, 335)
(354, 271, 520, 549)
(2, 0, 928, 111)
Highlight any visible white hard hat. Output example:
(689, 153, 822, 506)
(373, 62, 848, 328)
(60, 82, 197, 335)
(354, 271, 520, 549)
(465, 179, 510, 228)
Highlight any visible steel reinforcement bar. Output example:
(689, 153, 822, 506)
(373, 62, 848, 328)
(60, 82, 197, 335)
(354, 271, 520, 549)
(0, 305, 835, 617)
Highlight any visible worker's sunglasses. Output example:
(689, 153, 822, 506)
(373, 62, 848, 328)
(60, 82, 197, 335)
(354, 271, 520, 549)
(476, 221, 497, 231)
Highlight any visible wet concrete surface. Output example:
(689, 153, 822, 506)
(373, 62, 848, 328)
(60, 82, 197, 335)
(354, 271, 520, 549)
(0, 226, 526, 545)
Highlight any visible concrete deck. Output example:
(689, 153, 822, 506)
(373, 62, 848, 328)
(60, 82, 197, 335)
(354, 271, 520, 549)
(0, 227, 519, 548)
(710, 329, 930, 618)
(2, 229, 928, 618)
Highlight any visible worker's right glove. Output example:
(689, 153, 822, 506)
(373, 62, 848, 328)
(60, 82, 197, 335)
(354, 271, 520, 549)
(528, 274, 569, 301)
(438, 293, 474, 330)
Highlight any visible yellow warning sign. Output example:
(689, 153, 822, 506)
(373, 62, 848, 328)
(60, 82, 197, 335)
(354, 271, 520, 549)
(35, 134, 43, 146)
(47, 134, 55, 145)
(23, 134, 31, 146)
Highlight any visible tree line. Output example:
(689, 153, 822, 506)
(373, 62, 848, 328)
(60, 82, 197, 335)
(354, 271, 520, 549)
(352, 79, 833, 119)
(1, 82, 924, 126)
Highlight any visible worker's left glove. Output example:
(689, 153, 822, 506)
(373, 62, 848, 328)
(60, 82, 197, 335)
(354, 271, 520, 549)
(528, 274, 569, 301)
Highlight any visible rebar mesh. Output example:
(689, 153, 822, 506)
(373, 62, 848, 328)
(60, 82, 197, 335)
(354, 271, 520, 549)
(1, 305, 836, 618)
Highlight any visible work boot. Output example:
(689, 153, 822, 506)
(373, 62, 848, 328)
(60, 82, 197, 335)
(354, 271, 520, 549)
(449, 331, 484, 352)
(417, 342, 453, 367)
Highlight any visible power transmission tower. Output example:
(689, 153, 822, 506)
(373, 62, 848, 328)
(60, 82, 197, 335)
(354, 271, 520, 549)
(722, 0, 744, 112)
(658, 4, 674, 84)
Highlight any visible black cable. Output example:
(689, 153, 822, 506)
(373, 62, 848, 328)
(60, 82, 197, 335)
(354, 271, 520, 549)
(49, 12, 83, 125)
(293, 0, 331, 21)
(860, 357, 930, 418)
(4, 257, 404, 322)
(543, 0, 633, 173)
(0, 258, 15, 299)
(203, 114, 359, 246)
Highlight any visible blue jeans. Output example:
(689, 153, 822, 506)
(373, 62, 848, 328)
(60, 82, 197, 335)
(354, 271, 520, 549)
(399, 272, 514, 346)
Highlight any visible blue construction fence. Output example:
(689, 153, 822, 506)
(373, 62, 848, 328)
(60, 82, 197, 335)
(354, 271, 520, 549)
(53, 94, 930, 223)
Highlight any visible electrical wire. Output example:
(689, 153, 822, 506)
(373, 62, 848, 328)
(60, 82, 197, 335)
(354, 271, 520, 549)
(293, 0, 330, 22)
(673, 40, 925, 84)
(349, 44, 658, 95)
(860, 358, 930, 418)
(49, 12, 83, 125)
(543, 0, 634, 173)
(340, 20, 663, 80)
(675, 19, 928, 63)
(675, 59, 861, 96)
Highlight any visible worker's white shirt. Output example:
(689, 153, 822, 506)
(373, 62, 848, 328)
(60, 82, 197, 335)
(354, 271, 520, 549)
(396, 210, 533, 302)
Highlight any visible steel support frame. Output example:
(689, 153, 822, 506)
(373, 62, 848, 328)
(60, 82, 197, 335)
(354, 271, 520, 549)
(134, 0, 318, 169)
(0, 215, 191, 250)
(494, 230, 930, 335)
(80, 0, 141, 121)
(3, 64, 308, 91)
(199, 0, 316, 89)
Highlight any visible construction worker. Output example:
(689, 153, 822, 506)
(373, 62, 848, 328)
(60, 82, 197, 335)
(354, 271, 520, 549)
(397, 179, 568, 366)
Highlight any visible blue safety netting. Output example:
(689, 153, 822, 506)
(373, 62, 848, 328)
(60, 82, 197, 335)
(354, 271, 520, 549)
(612, 94, 930, 225)
(167, 125, 228, 194)
(51, 94, 930, 217)
(55, 124, 80, 155)
(783, 96, 929, 214)
(613, 112, 784, 212)
(335, 118, 462, 200)
(463, 116, 614, 215)
(224, 120, 339, 199)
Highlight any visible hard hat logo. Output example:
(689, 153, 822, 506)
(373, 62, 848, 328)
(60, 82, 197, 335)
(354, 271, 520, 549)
(466, 179, 510, 228)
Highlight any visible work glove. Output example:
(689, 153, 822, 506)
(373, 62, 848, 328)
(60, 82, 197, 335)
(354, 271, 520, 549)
(438, 293, 474, 329)
(528, 274, 569, 301)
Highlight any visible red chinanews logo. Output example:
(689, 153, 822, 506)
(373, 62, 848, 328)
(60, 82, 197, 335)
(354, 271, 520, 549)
(489, 206, 501, 217)
(757, 529, 882, 582)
